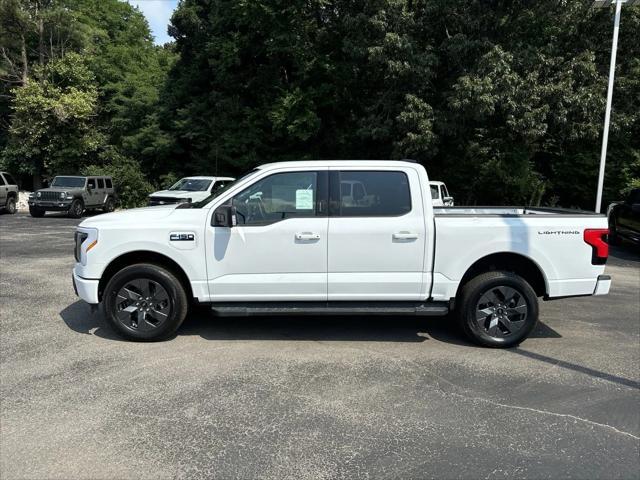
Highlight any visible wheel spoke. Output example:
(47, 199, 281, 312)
(476, 307, 494, 321)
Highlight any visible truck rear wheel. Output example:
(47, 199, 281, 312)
(103, 263, 189, 341)
(29, 206, 45, 217)
(456, 271, 538, 348)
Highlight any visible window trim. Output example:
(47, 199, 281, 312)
(228, 170, 328, 227)
(329, 170, 412, 218)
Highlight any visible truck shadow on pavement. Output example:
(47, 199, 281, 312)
(60, 301, 639, 390)
(60, 300, 561, 345)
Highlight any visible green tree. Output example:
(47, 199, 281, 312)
(2, 52, 102, 183)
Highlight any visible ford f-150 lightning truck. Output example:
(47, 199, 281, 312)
(72, 160, 611, 347)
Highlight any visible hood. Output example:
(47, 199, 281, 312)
(149, 190, 198, 198)
(79, 204, 177, 228)
(36, 187, 75, 193)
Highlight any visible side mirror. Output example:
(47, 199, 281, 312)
(212, 205, 237, 227)
(443, 196, 454, 205)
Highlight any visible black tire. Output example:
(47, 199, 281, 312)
(5, 196, 17, 214)
(29, 205, 45, 217)
(608, 216, 621, 246)
(68, 199, 84, 218)
(103, 196, 115, 213)
(103, 263, 189, 341)
(456, 271, 538, 348)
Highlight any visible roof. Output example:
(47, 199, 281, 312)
(257, 160, 420, 170)
(429, 181, 446, 186)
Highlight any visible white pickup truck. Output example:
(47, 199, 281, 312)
(72, 160, 611, 347)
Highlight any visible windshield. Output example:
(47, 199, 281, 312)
(188, 170, 260, 208)
(169, 178, 212, 192)
(51, 176, 86, 188)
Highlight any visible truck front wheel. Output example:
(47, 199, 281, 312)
(456, 271, 538, 348)
(103, 263, 189, 341)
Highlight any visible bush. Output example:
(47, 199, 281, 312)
(83, 151, 153, 209)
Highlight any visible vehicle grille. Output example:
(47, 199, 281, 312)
(39, 191, 60, 201)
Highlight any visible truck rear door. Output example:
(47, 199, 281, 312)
(327, 167, 427, 300)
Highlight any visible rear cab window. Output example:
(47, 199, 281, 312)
(331, 171, 411, 216)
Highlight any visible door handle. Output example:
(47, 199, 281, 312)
(393, 232, 419, 240)
(295, 232, 320, 241)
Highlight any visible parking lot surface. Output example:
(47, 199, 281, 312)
(1, 212, 639, 479)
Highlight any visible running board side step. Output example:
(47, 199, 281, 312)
(210, 301, 450, 317)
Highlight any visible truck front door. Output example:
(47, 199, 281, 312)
(327, 168, 427, 301)
(206, 169, 329, 301)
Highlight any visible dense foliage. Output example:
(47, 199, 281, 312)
(1, 0, 639, 208)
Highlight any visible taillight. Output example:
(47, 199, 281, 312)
(584, 229, 609, 265)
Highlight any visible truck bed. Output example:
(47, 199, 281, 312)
(433, 206, 606, 217)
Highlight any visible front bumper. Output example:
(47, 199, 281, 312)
(593, 274, 611, 296)
(72, 267, 99, 304)
(29, 200, 72, 210)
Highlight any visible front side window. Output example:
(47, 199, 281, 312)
(335, 171, 411, 216)
(87, 178, 96, 189)
(51, 176, 86, 188)
(232, 171, 318, 225)
(169, 178, 212, 192)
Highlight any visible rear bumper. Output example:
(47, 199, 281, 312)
(72, 267, 99, 304)
(593, 274, 611, 296)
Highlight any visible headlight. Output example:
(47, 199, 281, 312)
(74, 227, 98, 264)
(74, 232, 88, 262)
(60, 192, 67, 199)
(36, 191, 41, 198)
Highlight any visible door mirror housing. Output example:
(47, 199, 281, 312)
(212, 205, 237, 227)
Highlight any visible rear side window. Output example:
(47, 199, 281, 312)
(97, 178, 104, 188)
(333, 171, 411, 216)
(105, 178, 113, 189)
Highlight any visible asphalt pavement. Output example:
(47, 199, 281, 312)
(1, 212, 639, 479)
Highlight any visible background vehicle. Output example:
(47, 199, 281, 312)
(73, 160, 610, 347)
(148, 176, 235, 206)
(0, 171, 18, 214)
(429, 181, 454, 206)
(29, 176, 115, 218)
(607, 188, 640, 246)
